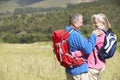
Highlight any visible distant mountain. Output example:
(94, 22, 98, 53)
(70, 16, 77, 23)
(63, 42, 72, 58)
(16, 0, 45, 6)
(0, 0, 11, 1)
(15, 0, 95, 7)
(0, 0, 95, 12)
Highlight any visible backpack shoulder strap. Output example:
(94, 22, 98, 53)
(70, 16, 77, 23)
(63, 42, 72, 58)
(68, 29, 74, 34)
(93, 49, 97, 64)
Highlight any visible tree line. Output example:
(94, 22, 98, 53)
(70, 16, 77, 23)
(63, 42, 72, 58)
(0, 0, 119, 43)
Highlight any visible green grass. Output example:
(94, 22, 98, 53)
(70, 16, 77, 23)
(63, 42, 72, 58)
(0, 42, 120, 80)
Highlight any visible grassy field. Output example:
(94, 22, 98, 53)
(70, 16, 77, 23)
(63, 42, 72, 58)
(0, 42, 120, 80)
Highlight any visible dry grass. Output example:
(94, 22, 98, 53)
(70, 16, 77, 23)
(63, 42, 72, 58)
(0, 42, 120, 80)
(0, 43, 65, 80)
(101, 46, 120, 80)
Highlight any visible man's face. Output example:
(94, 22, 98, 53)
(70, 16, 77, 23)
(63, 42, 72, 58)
(74, 17, 83, 29)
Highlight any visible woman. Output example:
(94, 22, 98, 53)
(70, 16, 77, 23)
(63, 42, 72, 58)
(87, 13, 112, 80)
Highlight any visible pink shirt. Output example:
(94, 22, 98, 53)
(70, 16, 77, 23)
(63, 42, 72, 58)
(72, 30, 106, 69)
(87, 31, 106, 69)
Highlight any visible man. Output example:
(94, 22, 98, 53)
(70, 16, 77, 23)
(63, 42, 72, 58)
(65, 13, 102, 80)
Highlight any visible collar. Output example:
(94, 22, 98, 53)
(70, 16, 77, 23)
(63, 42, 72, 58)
(65, 25, 81, 33)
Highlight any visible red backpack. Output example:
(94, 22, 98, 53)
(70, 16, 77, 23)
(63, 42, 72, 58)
(52, 29, 85, 67)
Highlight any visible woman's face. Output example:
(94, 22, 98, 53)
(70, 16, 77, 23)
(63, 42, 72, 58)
(93, 17, 104, 29)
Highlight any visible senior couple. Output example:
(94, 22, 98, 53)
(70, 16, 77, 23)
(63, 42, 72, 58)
(64, 13, 111, 80)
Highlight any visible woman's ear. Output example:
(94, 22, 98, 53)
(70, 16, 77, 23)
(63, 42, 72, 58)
(102, 22, 105, 25)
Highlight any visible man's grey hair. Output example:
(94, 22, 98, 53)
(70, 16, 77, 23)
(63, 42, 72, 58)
(69, 13, 83, 25)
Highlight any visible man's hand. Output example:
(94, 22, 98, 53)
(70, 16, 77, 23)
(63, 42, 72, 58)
(92, 29, 103, 36)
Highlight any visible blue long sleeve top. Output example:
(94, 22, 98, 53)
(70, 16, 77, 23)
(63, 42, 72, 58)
(65, 26, 97, 75)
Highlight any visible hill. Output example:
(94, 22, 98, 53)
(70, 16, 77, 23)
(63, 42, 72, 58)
(0, 0, 95, 12)
(0, 0, 120, 43)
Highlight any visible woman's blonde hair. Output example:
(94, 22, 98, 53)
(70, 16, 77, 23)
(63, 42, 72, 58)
(92, 13, 111, 30)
